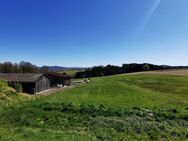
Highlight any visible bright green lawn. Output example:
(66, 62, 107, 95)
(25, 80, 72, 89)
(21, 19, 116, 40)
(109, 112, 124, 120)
(39, 74, 188, 109)
(0, 74, 188, 141)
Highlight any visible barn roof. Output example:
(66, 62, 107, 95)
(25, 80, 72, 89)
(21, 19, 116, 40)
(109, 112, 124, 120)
(45, 73, 71, 79)
(0, 73, 44, 82)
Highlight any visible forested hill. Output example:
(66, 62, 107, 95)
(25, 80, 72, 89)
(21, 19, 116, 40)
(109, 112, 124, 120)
(75, 63, 188, 78)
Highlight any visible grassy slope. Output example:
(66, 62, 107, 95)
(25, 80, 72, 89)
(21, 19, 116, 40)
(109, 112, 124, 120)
(59, 69, 84, 77)
(0, 74, 188, 141)
(38, 74, 188, 109)
(0, 79, 23, 111)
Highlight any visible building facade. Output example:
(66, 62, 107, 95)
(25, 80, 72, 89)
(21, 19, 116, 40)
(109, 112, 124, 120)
(0, 73, 71, 94)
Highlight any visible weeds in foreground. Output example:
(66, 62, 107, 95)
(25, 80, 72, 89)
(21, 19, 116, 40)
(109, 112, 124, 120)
(1, 102, 188, 140)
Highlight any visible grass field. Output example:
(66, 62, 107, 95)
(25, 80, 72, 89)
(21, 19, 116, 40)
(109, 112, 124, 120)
(0, 73, 188, 140)
(59, 69, 85, 76)
(142, 69, 188, 76)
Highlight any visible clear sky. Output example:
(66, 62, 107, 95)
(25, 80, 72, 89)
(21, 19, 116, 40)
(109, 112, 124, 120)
(0, 0, 188, 67)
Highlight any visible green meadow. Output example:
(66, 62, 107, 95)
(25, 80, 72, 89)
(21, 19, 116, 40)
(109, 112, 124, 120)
(0, 73, 188, 141)
(60, 69, 85, 77)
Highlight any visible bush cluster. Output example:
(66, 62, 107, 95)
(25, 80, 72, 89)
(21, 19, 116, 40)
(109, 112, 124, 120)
(9, 83, 23, 93)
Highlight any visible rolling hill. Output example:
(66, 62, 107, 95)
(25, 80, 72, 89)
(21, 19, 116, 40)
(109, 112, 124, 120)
(0, 73, 188, 140)
(47, 66, 86, 72)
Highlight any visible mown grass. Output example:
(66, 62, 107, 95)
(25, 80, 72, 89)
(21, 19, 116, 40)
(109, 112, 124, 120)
(0, 74, 188, 140)
(60, 69, 85, 77)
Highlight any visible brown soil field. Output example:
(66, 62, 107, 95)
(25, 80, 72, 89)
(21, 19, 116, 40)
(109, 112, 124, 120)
(143, 69, 188, 76)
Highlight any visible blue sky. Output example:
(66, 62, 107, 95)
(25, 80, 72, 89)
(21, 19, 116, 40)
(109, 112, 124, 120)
(0, 0, 188, 67)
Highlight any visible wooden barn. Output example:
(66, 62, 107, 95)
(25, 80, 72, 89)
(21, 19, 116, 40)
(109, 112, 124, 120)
(0, 73, 71, 94)
(45, 73, 71, 87)
(0, 73, 50, 94)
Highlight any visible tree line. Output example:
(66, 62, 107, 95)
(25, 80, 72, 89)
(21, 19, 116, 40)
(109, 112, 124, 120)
(0, 61, 49, 73)
(1, 61, 187, 78)
(75, 63, 187, 78)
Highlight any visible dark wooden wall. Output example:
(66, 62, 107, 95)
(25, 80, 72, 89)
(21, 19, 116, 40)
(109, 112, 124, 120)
(22, 82, 35, 94)
(35, 75, 50, 93)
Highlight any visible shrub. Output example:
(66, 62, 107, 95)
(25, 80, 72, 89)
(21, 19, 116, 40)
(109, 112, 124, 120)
(0, 79, 9, 94)
(9, 83, 23, 93)
(148, 130, 159, 140)
(0, 79, 17, 98)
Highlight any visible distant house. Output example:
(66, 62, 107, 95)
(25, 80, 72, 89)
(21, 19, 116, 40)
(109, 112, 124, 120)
(0, 73, 71, 94)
